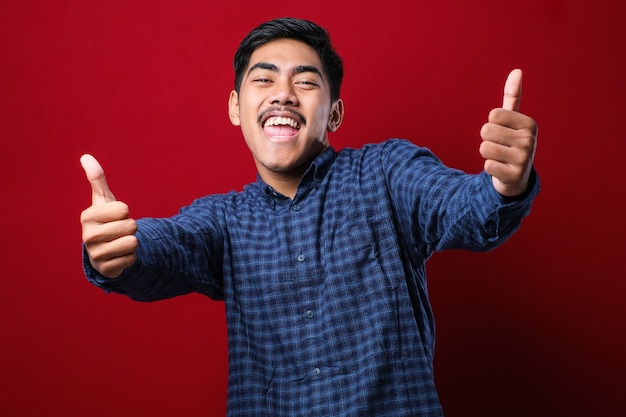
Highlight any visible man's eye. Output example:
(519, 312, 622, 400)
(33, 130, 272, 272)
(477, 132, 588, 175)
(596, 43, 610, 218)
(296, 80, 318, 87)
(254, 78, 271, 83)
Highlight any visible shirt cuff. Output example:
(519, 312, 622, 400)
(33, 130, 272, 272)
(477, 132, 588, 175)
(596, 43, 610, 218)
(82, 245, 142, 295)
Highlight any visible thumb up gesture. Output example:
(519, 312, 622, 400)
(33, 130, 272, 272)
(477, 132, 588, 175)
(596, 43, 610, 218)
(480, 69, 538, 197)
(79, 154, 138, 278)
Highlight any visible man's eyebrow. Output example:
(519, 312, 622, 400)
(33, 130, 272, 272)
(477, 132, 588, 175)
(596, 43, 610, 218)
(293, 65, 323, 79)
(247, 62, 324, 79)
(247, 62, 279, 75)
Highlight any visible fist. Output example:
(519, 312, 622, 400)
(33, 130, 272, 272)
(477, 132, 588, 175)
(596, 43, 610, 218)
(80, 154, 138, 278)
(479, 69, 538, 197)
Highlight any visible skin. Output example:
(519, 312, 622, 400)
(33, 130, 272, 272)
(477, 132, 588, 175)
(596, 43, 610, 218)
(80, 153, 137, 278)
(228, 38, 344, 198)
(480, 69, 537, 197)
(79, 41, 537, 279)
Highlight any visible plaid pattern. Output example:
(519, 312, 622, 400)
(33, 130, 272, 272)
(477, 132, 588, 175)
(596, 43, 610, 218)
(86, 139, 539, 416)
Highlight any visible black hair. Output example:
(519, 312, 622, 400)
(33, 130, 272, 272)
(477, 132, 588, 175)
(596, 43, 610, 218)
(233, 17, 344, 102)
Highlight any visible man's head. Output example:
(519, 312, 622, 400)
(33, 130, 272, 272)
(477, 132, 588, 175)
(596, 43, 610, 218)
(234, 18, 343, 103)
(228, 18, 345, 197)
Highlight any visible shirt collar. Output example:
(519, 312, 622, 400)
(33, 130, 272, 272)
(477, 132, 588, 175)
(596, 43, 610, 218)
(257, 147, 337, 208)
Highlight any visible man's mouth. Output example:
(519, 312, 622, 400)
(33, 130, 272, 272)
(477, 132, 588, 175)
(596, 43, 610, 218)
(262, 116, 301, 138)
(263, 116, 300, 129)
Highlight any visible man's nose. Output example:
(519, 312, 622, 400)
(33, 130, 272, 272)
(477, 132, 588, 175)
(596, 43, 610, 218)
(269, 80, 299, 106)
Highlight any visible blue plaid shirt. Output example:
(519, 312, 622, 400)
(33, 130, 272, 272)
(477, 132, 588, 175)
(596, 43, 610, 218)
(85, 139, 539, 416)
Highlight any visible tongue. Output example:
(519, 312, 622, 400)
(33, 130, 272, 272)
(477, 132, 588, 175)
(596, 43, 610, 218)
(264, 125, 298, 137)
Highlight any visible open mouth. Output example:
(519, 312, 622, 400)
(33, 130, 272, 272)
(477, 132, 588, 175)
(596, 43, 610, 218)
(259, 106, 306, 139)
(263, 116, 301, 138)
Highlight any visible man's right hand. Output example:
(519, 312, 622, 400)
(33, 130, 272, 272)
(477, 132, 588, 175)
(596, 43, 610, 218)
(80, 154, 138, 278)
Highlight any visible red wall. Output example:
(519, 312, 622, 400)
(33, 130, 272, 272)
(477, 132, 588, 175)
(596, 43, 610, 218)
(2, 1, 624, 416)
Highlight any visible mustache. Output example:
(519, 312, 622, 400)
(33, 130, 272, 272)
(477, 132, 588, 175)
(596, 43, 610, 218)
(258, 106, 307, 126)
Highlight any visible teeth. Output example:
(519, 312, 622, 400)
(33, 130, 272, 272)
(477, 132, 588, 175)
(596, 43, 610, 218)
(264, 116, 300, 129)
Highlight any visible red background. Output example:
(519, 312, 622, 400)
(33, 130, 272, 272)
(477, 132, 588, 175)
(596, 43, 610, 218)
(1, 0, 625, 416)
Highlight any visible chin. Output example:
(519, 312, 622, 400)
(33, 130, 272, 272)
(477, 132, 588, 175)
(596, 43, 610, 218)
(263, 158, 306, 174)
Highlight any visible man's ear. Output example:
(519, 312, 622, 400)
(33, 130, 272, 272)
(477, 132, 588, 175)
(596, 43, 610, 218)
(228, 90, 240, 126)
(327, 99, 344, 132)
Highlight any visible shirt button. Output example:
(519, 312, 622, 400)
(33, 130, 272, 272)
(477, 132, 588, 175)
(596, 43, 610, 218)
(297, 254, 305, 262)
(305, 309, 314, 319)
(312, 367, 321, 376)
(292, 204, 301, 211)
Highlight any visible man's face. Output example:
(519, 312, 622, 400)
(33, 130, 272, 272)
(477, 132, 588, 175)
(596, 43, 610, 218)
(229, 38, 343, 186)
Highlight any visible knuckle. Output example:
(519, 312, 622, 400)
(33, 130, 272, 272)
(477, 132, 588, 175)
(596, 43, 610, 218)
(115, 201, 131, 218)
(82, 227, 99, 244)
(480, 140, 497, 156)
(524, 116, 538, 132)
(510, 165, 523, 178)
(121, 234, 139, 252)
(128, 235, 138, 250)
(479, 141, 488, 156)
(81, 231, 92, 244)
(80, 206, 97, 224)
(481, 123, 499, 141)
(516, 133, 535, 153)
(106, 201, 129, 218)
(127, 218, 138, 234)
(86, 245, 106, 262)
(480, 123, 491, 138)
(483, 158, 496, 173)
(101, 265, 122, 279)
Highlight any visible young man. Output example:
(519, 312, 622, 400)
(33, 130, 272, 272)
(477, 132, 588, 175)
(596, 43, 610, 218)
(81, 18, 539, 416)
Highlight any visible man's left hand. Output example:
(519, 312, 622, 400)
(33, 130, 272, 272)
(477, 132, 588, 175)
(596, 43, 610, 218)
(480, 69, 538, 197)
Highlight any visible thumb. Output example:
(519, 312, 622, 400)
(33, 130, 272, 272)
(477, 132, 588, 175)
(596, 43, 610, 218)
(502, 68, 523, 112)
(80, 154, 116, 205)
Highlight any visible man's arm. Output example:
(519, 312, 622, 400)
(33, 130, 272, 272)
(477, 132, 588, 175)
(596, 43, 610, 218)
(379, 70, 539, 256)
(79, 155, 225, 301)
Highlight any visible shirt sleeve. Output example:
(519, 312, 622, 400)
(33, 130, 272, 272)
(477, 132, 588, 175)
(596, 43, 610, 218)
(83, 196, 226, 302)
(379, 139, 540, 257)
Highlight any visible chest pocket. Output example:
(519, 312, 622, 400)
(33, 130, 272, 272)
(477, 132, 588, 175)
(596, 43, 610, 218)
(321, 190, 401, 291)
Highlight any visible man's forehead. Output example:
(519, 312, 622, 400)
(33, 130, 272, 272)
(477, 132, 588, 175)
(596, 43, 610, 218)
(247, 38, 322, 69)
